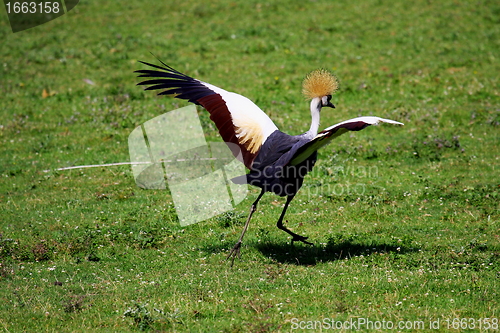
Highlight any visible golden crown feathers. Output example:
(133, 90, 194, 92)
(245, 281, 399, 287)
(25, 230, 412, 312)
(302, 69, 339, 100)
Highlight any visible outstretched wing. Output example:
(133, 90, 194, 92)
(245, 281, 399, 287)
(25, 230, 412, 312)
(135, 60, 279, 168)
(289, 117, 404, 165)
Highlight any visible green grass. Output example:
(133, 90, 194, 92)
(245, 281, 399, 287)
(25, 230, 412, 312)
(1, 0, 499, 331)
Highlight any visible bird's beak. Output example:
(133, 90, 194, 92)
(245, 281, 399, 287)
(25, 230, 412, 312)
(326, 101, 335, 108)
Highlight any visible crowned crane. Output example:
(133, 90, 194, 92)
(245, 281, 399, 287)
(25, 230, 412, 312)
(135, 60, 403, 265)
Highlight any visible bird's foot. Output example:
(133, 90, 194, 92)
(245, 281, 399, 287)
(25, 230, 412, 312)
(226, 241, 242, 267)
(291, 234, 314, 246)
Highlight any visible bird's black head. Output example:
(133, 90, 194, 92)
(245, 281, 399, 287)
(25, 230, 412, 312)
(321, 95, 335, 108)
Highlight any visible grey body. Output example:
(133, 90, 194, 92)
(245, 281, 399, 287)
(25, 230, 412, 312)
(233, 130, 317, 197)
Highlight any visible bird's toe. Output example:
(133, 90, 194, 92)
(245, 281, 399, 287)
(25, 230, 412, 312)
(226, 241, 242, 267)
(291, 235, 313, 246)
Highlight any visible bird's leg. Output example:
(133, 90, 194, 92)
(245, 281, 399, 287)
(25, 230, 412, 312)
(276, 195, 314, 245)
(226, 189, 265, 267)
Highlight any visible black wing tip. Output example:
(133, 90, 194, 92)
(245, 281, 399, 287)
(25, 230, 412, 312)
(135, 60, 191, 89)
(134, 57, 215, 102)
(135, 57, 185, 77)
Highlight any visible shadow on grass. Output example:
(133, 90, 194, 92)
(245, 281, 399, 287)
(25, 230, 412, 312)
(255, 238, 416, 266)
(201, 234, 418, 266)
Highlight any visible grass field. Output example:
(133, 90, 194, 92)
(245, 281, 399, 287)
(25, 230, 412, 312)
(1, 0, 499, 331)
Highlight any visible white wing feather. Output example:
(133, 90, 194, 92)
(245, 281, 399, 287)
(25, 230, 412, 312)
(290, 116, 404, 165)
